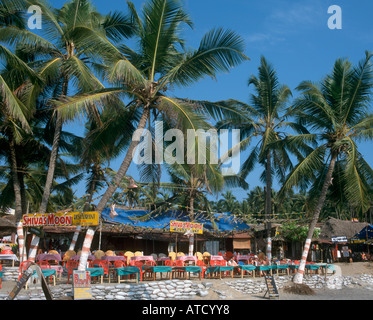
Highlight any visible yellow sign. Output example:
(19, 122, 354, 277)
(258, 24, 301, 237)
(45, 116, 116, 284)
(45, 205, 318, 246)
(71, 212, 99, 226)
(170, 220, 203, 234)
(22, 212, 99, 227)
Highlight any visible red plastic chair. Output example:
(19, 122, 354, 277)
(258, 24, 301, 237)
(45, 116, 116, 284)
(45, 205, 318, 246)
(66, 260, 79, 284)
(92, 259, 102, 267)
(196, 260, 207, 279)
(145, 260, 157, 266)
(98, 260, 113, 283)
(19, 261, 33, 281)
(165, 259, 174, 266)
(210, 260, 217, 267)
(114, 260, 126, 268)
(37, 261, 51, 269)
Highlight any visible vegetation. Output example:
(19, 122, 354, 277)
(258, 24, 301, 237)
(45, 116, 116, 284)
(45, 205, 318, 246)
(0, 0, 373, 239)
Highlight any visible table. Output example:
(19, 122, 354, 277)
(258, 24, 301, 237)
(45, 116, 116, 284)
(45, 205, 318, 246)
(237, 265, 256, 278)
(237, 255, 251, 262)
(172, 266, 203, 280)
(115, 267, 141, 283)
(275, 264, 290, 275)
(144, 266, 172, 281)
(206, 266, 234, 279)
(36, 254, 61, 262)
(0, 254, 18, 267)
(31, 269, 57, 286)
(101, 255, 126, 262)
(130, 256, 154, 265)
(70, 255, 95, 261)
(210, 255, 224, 261)
(85, 267, 104, 283)
(50, 265, 64, 280)
(176, 256, 197, 265)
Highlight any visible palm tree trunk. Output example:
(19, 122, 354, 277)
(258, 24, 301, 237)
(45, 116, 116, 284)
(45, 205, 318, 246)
(188, 196, 195, 256)
(39, 75, 68, 213)
(95, 106, 150, 213)
(265, 151, 272, 261)
(9, 138, 22, 220)
(293, 152, 338, 284)
(78, 106, 150, 270)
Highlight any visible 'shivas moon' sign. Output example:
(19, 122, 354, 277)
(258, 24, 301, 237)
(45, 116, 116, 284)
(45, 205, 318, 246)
(22, 212, 99, 227)
(170, 220, 203, 234)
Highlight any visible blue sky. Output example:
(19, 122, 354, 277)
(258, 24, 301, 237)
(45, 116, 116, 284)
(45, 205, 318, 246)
(57, 0, 373, 201)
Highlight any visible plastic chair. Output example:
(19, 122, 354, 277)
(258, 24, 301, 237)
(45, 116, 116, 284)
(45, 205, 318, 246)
(37, 261, 51, 269)
(66, 260, 79, 284)
(98, 260, 112, 283)
(93, 250, 105, 259)
(168, 252, 176, 261)
(225, 251, 233, 260)
(196, 260, 207, 279)
(36, 261, 56, 285)
(145, 260, 157, 266)
(134, 251, 142, 256)
(176, 252, 185, 257)
(105, 250, 115, 256)
(124, 251, 134, 265)
(48, 250, 59, 254)
(19, 261, 33, 281)
(173, 260, 185, 279)
(194, 252, 203, 261)
(165, 260, 174, 267)
(114, 260, 126, 268)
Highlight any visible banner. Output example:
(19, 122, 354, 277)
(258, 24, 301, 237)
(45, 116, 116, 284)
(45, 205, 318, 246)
(170, 220, 203, 234)
(22, 212, 99, 227)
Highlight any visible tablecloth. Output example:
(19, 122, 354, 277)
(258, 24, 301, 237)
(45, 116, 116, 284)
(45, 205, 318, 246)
(176, 256, 197, 263)
(210, 255, 224, 261)
(130, 256, 154, 262)
(206, 266, 234, 274)
(238, 265, 256, 272)
(237, 255, 251, 261)
(115, 267, 141, 281)
(70, 255, 95, 261)
(305, 265, 320, 270)
(32, 269, 57, 278)
(86, 267, 104, 277)
(101, 255, 126, 262)
(36, 254, 61, 262)
(173, 266, 202, 273)
(0, 254, 19, 263)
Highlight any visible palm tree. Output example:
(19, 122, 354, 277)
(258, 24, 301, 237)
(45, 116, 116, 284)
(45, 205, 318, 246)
(56, 0, 249, 268)
(280, 52, 373, 284)
(218, 56, 310, 259)
(0, 0, 133, 213)
(57, 0, 249, 214)
(0, 43, 42, 220)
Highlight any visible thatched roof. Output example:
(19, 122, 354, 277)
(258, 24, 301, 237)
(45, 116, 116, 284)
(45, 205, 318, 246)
(0, 215, 17, 237)
(318, 217, 367, 241)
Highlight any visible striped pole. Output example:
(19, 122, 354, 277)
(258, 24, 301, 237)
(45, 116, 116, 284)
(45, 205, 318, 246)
(188, 235, 194, 256)
(16, 220, 27, 263)
(293, 238, 311, 284)
(28, 235, 40, 262)
(266, 237, 272, 261)
(69, 226, 81, 251)
(78, 228, 95, 271)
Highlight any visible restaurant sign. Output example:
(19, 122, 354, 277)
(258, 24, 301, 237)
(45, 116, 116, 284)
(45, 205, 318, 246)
(331, 236, 348, 243)
(170, 220, 203, 234)
(73, 270, 92, 300)
(22, 212, 99, 227)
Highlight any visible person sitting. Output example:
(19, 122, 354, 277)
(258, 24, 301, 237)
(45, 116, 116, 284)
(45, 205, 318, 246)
(227, 257, 238, 266)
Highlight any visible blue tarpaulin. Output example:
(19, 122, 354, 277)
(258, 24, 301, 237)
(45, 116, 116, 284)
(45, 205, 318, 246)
(352, 225, 373, 240)
(101, 208, 250, 233)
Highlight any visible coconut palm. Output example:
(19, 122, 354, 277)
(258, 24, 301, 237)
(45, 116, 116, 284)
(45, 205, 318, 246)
(217, 56, 311, 259)
(280, 52, 373, 284)
(0, 0, 134, 213)
(0, 42, 42, 219)
(55, 0, 249, 215)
